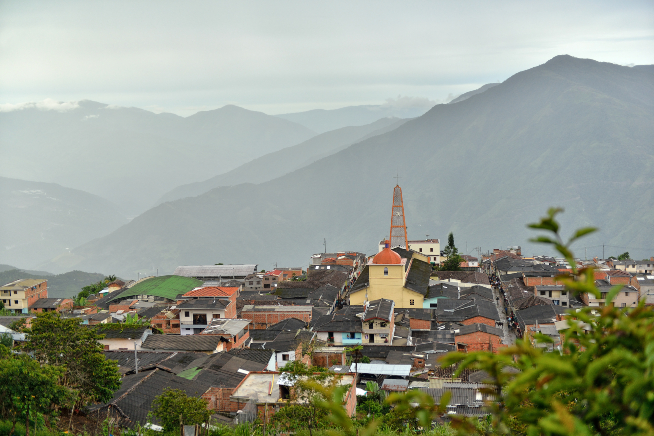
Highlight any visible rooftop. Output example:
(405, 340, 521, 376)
(109, 275, 203, 302)
(183, 286, 239, 298)
(200, 319, 250, 336)
(174, 265, 257, 278)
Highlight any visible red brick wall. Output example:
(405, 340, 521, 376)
(26, 281, 48, 307)
(524, 276, 557, 286)
(241, 310, 312, 329)
(456, 331, 502, 349)
(409, 318, 431, 330)
(203, 387, 237, 413)
(224, 301, 237, 319)
(312, 352, 346, 368)
(461, 316, 495, 327)
(464, 343, 508, 353)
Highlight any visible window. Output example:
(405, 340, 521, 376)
(430, 303, 437, 308)
(410, 299, 415, 306)
(369, 322, 374, 329)
(14, 291, 17, 294)
(213, 314, 221, 318)
(384, 267, 388, 276)
(14, 300, 18, 305)
(621, 303, 627, 308)
(540, 291, 546, 296)
(185, 311, 190, 317)
(562, 291, 567, 296)
(601, 293, 608, 299)
(419, 248, 423, 252)
(380, 322, 387, 327)
(430, 248, 434, 252)
(625, 292, 629, 297)
(562, 301, 567, 306)
(282, 354, 290, 361)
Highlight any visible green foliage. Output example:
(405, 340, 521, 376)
(361, 355, 371, 363)
(0, 333, 12, 348)
(123, 312, 149, 325)
(18, 312, 121, 407)
(0, 353, 70, 433)
(439, 232, 462, 271)
(437, 207, 654, 435)
(617, 251, 630, 260)
(151, 388, 211, 432)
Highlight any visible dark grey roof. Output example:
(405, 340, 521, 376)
(248, 329, 281, 342)
(412, 330, 455, 345)
(156, 352, 210, 373)
(89, 312, 112, 322)
(29, 298, 70, 309)
(363, 298, 394, 322)
(226, 347, 275, 365)
(351, 266, 370, 293)
(177, 299, 229, 309)
(404, 308, 432, 321)
(360, 345, 415, 360)
(268, 317, 307, 331)
(94, 289, 125, 309)
(385, 350, 415, 365)
(193, 368, 246, 389)
(404, 259, 431, 296)
(414, 341, 456, 352)
(89, 368, 209, 428)
(311, 305, 363, 333)
(141, 334, 222, 352)
(103, 350, 174, 373)
(238, 291, 277, 300)
(515, 305, 560, 331)
(456, 323, 503, 337)
(459, 286, 494, 302)
(276, 288, 313, 299)
(136, 305, 165, 319)
(95, 325, 150, 339)
(434, 299, 500, 322)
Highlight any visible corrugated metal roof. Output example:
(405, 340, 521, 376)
(174, 265, 257, 277)
(350, 363, 411, 376)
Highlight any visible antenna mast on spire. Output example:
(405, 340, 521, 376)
(389, 182, 408, 248)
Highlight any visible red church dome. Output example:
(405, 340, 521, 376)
(372, 240, 402, 265)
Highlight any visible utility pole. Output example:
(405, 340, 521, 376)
(603, 244, 605, 260)
(324, 238, 327, 254)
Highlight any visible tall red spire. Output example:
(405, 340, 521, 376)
(389, 185, 408, 248)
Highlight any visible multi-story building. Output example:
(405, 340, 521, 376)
(178, 286, 239, 335)
(379, 239, 441, 264)
(0, 279, 48, 313)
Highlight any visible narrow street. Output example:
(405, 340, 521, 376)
(489, 274, 516, 346)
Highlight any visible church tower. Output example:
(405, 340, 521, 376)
(389, 184, 408, 248)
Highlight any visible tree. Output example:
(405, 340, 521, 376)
(617, 251, 630, 260)
(151, 388, 211, 432)
(0, 350, 69, 436)
(440, 232, 463, 271)
(17, 312, 121, 411)
(0, 332, 12, 348)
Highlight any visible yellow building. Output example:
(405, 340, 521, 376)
(0, 279, 48, 314)
(349, 242, 431, 309)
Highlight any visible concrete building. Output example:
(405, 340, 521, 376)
(0, 279, 48, 313)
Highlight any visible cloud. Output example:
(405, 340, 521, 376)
(0, 99, 79, 112)
(381, 95, 438, 110)
(82, 114, 99, 120)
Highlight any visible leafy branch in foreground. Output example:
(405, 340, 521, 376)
(440, 207, 654, 435)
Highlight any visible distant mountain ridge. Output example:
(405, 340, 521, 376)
(40, 56, 654, 277)
(449, 83, 500, 104)
(156, 117, 409, 205)
(276, 100, 432, 133)
(0, 102, 316, 214)
(0, 176, 129, 268)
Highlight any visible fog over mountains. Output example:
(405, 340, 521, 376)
(0, 102, 316, 215)
(30, 55, 652, 278)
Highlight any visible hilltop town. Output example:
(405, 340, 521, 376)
(2, 186, 653, 432)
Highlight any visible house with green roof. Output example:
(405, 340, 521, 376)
(109, 275, 202, 304)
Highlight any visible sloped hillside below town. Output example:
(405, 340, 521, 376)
(48, 56, 654, 277)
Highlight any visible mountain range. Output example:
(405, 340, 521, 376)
(0, 102, 316, 215)
(156, 117, 409, 205)
(0, 176, 128, 268)
(39, 55, 654, 277)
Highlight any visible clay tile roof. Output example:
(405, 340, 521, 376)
(183, 286, 239, 298)
(372, 248, 402, 265)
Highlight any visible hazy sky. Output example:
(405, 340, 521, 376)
(1, 0, 653, 116)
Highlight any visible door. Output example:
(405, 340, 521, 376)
(369, 334, 375, 343)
